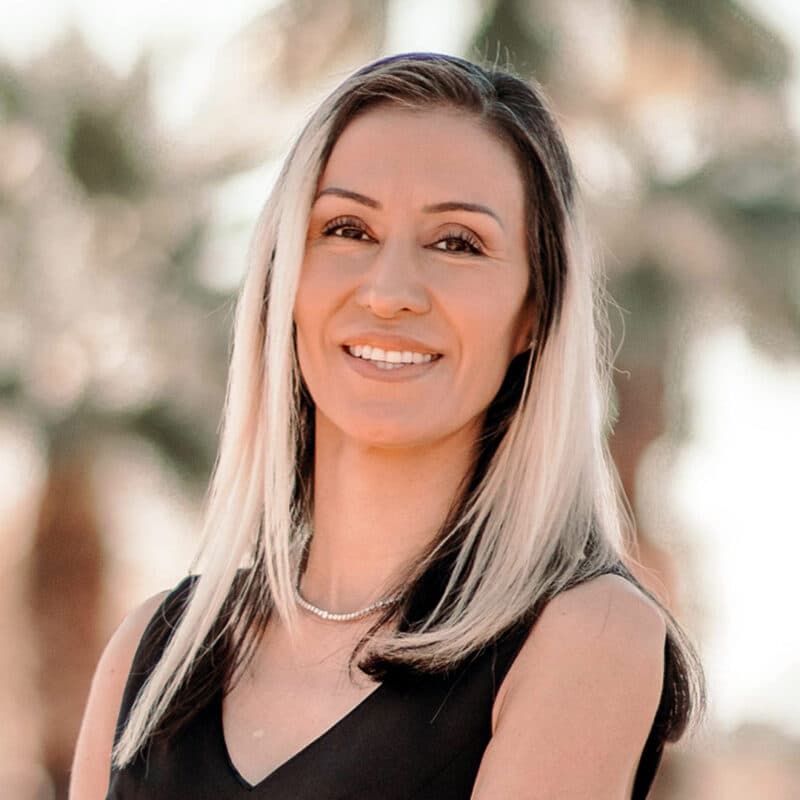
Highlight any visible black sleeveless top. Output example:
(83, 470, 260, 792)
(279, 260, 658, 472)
(107, 576, 669, 799)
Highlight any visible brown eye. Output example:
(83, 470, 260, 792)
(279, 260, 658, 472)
(322, 216, 372, 241)
(432, 230, 483, 255)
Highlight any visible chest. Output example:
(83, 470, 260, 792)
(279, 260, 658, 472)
(222, 655, 383, 786)
(109, 650, 501, 800)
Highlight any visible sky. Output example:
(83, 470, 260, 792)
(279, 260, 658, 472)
(2, 0, 799, 739)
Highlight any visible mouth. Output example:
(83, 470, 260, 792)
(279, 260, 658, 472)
(341, 344, 443, 370)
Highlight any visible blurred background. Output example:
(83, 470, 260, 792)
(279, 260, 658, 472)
(1, 0, 798, 797)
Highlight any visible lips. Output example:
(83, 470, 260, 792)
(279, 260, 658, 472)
(340, 332, 442, 356)
(340, 343, 442, 381)
(343, 344, 442, 365)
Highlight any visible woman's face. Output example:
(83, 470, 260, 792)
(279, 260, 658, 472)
(294, 106, 534, 450)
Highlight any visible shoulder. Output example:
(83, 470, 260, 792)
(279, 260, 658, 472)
(69, 589, 172, 800)
(88, 588, 174, 714)
(529, 571, 666, 658)
(476, 573, 666, 798)
(111, 590, 175, 667)
(498, 572, 666, 717)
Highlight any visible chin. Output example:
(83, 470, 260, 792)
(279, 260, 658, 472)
(323, 411, 441, 450)
(317, 406, 475, 451)
(346, 425, 435, 450)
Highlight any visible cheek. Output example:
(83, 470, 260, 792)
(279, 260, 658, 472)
(458, 286, 529, 357)
(455, 293, 531, 415)
(292, 278, 323, 391)
(293, 248, 356, 327)
(293, 259, 330, 344)
(294, 254, 317, 311)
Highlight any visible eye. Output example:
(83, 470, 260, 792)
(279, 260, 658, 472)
(432, 229, 484, 256)
(321, 216, 372, 241)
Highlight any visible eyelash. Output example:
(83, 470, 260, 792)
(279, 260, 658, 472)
(320, 216, 484, 256)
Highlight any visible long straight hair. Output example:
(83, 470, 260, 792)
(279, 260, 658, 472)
(113, 53, 704, 766)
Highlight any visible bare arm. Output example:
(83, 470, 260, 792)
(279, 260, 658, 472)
(68, 591, 169, 800)
(472, 573, 666, 800)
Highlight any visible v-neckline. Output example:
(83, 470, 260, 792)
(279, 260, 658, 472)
(217, 681, 387, 792)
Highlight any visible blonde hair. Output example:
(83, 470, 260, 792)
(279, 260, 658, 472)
(113, 53, 704, 766)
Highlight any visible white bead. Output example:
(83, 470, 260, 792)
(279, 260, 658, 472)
(294, 583, 401, 622)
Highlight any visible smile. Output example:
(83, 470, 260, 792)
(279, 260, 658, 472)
(345, 344, 441, 369)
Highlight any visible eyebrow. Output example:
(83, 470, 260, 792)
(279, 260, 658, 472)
(313, 186, 505, 231)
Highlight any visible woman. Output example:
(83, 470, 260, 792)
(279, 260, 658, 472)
(70, 53, 704, 799)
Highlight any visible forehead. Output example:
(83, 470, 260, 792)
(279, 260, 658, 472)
(319, 106, 525, 216)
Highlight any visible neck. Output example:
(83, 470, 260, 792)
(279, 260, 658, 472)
(300, 411, 478, 613)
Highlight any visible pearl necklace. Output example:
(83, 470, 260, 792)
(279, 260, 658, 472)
(294, 582, 402, 622)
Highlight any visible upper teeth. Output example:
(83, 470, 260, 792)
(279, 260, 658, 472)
(347, 345, 436, 364)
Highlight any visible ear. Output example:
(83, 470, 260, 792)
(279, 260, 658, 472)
(511, 306, 536, 359)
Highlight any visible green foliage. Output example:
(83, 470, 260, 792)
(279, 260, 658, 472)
(610, 261, 682, 360)
(469, 0, 556, 78)
(65, 106, 148, 196)
(0, 63, 25, 119)
(630, 0, 791, 84)
(0, 32, 232, 483)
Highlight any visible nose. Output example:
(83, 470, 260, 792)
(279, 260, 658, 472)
(354, 237, 431, 318)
